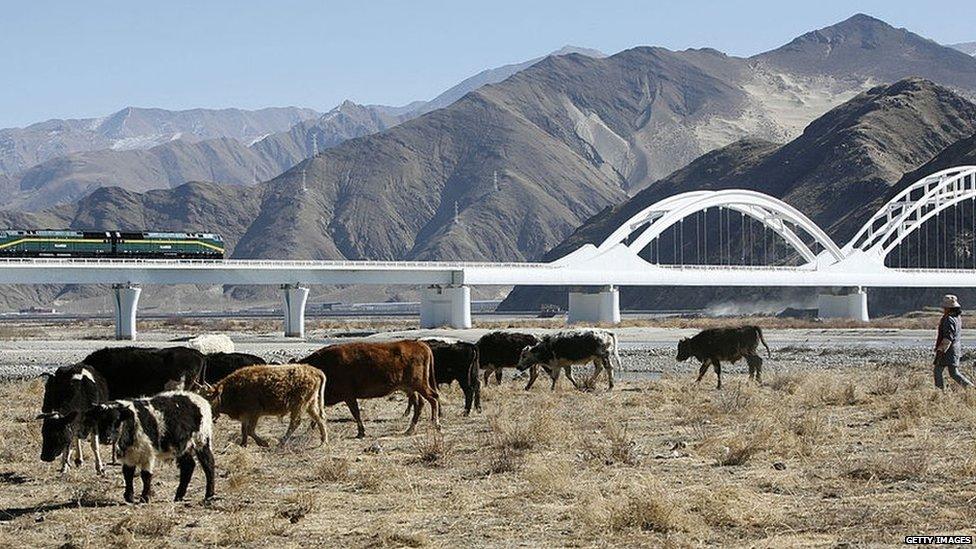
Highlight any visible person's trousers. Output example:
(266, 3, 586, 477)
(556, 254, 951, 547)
(935, 363, 973, 389)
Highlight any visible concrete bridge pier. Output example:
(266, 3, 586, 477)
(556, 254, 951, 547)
(282, 284, 309, 338)
(420, 285, 471, 329)
(817, 287, 869, 322)
(112, 283, 142, 340)
(568, 285, 621, 325)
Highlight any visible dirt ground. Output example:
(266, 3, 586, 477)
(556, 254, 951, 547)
(2, 354, 976, 548)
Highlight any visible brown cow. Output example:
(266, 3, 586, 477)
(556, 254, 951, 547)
(205, 364, 328, 447)
(298, 341, 439, 438)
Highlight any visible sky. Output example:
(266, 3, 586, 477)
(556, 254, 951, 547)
(2, 0, 975, 128)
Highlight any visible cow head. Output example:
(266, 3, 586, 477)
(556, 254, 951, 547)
(517, 343, 548, 371)
(676, 338, 691, 361)
(200, 384, 225, 419)
(36, 411, 79, 462)
(83, 403, 129, 447)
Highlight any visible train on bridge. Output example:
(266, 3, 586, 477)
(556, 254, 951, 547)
(0, 230, 224, 259)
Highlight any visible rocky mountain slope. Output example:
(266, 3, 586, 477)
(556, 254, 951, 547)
(1, 47, 608, 211)
(0, 106, 319, 176)
(949, 42, 976, 56)
(501, 79, 976, 313)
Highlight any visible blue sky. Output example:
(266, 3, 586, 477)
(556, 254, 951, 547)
(2, 1, 975, 128)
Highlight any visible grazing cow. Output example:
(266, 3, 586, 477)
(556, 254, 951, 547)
(404, 338, 481, 417)
(205, 364, 328, 447)
(84, 391, 215, 503)
(298, 340, 439, 438)
(82, 346, 205, 397)
(200, 352, 266, 385)
(477, 331, 540, 387)
(517, 330, 620, 390)
(37, 364, 109, 474)
(675, 326, 771, 389)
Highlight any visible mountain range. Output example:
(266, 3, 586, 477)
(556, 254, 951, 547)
(950, 42, 976, 56)
(0, 47, 607, 212)
(5, 14, 976, 313)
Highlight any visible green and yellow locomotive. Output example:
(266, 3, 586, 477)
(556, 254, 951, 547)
(0, 230, 224, 259)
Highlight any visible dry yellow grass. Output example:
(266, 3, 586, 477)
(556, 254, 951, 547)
(2, 362, 976, 547)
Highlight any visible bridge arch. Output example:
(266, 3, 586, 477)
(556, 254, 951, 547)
(846, 166, 976, 259)
(599, 189, 844, 265)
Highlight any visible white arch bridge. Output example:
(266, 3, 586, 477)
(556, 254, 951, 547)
(2, 166, 976, 339)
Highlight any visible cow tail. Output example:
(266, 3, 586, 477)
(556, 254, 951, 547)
(198, 356, 210, 389)
(757, 327, 771, 358)
(318, 369, 327, 414)
(470, 346, 481, 399)
(425, 344, 437, 391)
(610, 331, 622, 369)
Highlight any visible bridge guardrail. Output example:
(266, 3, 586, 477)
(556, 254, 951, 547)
(0, 258, 556, 269)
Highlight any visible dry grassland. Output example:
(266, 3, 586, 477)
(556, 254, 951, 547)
(2, 360, 975, 547)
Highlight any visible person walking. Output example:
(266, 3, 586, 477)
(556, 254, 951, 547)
(934, 294, 972, 389)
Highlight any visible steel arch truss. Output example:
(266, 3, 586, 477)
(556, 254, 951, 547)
(846, 166, 976, 259)
(595, 189, 844, 265)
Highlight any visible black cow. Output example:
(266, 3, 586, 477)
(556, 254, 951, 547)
(37, 364, 109, 474)
(676, 326, 771, 389)
(81, 346, 205, 398)
(405, 338, 481, 416)
(517, 330, 620, 390)
(200, 352, 266, 385)
(84, 391, 215, 503)
(477, 331, 540, 388)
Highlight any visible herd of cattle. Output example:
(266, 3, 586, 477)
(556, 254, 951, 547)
(32, 326, 769, 504)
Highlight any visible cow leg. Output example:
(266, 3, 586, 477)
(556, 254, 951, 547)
(495, 368, 503, 385)
(280, 410, 302, 446)
(307, 402, 328, 446)
(59, 446, 70, 474)
(110, 441, 118, 465)
(196, 444, 216, 500)
(695, 360, 710, 384)
(525, 364, 540, 390)
(590, 358, 604, 388)
(346, 399, 366, 438)
(548, 365, 561, 390)
(462, 383, 474, 417)
(174, 454, 195, 501)
(122, 465, 136, 503)
(240, 418, 250, 447)
(713, 361, 722, 390)
(564, 365, 581, 390)
(90, 433, 104, 475)
(746, 355, 763, 384)
(420, 386, 441, 433)
(249, 418, 270, 447)
(402, 392, 416, 417)
(474, 379, 482, 413)
(406, 392, 425, 435)
(605, 357, 615, 390)
(140, 469, 154, 503)
(483, 367, 492, 386)
(73, 437, 84, 467)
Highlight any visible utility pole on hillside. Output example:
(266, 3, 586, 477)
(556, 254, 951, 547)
(493, 170, 500, 192)
(453, 201, 461, 225)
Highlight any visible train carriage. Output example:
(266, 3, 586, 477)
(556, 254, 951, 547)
(0, 230, 224, 259)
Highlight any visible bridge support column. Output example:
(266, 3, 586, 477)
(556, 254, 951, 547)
(818, 287, 869, 322)
(420, 285, 471, 329)
(282, 284, 309, 338)
(568, 286, 620, 325)
(112, 284, 141, 340)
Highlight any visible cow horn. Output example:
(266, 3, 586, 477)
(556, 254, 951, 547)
(38, 372, 53, 379)
(35, 412, 61, 420)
